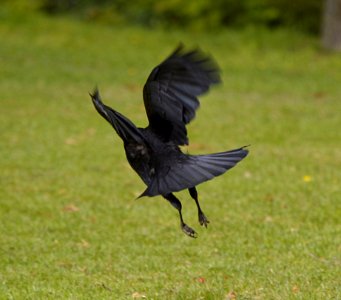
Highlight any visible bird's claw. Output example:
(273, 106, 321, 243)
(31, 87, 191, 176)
(199, 212, 210, 228)
(182, 223, 197, 238)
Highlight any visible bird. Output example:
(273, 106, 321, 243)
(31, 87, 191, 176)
(90, 44, 249, 238)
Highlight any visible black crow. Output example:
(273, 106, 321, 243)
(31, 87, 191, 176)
(90, 45, 249, 238)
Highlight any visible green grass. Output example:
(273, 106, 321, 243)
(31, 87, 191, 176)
(1, 7, 341, 300)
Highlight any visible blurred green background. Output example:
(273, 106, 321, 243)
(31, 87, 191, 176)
(7, 0, 323, 33)
(1, 0, 340, 299)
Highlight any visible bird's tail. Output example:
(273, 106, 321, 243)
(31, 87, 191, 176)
(90, 88, 145, 143)
(189, 146, 249, 180)
(139, 145, 249, 197)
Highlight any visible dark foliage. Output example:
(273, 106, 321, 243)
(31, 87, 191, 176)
(40, 0, 323, 34)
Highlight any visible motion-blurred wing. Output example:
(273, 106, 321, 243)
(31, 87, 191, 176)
(143, 44, 221, 146)
(140, 146, 249, 197)
(91, 88, 145, 144)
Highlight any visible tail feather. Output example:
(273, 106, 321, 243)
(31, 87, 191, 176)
(141, 146, 249, 197)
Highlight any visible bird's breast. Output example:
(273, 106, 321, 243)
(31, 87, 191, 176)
(124, 142, 152, 185)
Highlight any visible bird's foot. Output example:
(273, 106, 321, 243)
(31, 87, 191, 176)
(181, 223, 197, 238)
(199, 211, 210, 228)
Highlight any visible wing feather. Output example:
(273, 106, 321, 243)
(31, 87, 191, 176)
(143, 45, 221, 146)
(90, 88, 144, 144)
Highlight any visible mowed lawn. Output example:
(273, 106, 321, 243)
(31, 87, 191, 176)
(1, 8, 340, 300)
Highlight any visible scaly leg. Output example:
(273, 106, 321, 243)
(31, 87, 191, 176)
(163, 193, 197, 238)
(189, 187, 210, 228)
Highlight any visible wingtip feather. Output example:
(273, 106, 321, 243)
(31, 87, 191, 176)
(90, 86, 100, 100)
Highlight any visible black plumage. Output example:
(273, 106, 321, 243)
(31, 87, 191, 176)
(90, 45, 249, 237)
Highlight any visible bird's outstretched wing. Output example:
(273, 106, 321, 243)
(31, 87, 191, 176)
(90, 88, 145, 144)
(139, 146, 249, 197)
(143, 44, 221, 146)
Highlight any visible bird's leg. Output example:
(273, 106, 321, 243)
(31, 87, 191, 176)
(189, 187, 210, 228)
(163, 193, 197, 238)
